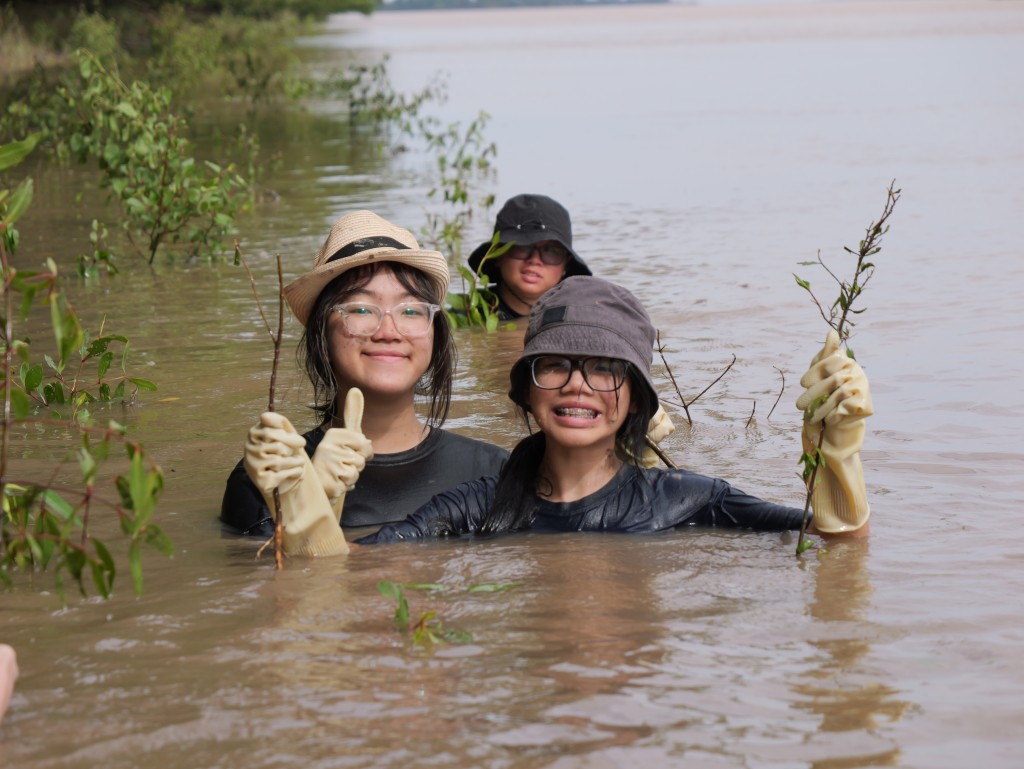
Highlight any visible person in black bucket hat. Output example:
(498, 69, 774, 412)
(351, 276, 874, 546)
(466, 194, 592, 320)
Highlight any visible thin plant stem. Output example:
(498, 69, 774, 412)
(270, 255, 285, 571)
(236, 242, 287, 569)
(645, 438, 677, 470)
(766, 366, 784, 422)
(796, 181, 900, 555)
(1, 240, 13, 531)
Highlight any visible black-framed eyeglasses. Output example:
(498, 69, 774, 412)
(529, 356, 629, 392)
(506, 242, 569, 266)
(332, 301, 440, 337)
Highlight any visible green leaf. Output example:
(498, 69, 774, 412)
(3, 178, 34, 229)
(42, 489, 77, 522)
(439, 627, 473, 644)
(127, 377, 157, 392)
(144, 525, 174, 556)
(22, 363, 43, 392)
(0, 133, 42, 171)
(90, 561, 113, 599)
(377, 579, 403, 600)
(98, 350, 114, 379)
(115, 101, 139, 119)
(793, 274, 810, 290)
(10, 388, 31, 419)
(403, 583, 446, 593)
(129, 539, 143, 598)
(43, 380, 65, 405)
(796, 538, 815, 555)
(77, 444, 98, 486)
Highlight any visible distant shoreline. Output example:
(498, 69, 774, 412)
(378, 0, 672, 12)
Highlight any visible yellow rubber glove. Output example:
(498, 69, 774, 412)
(311, 388, 374, 522)
(619, 403, 676, 468)
(795, 330, 874, 533)
(244, 412, 349, 557)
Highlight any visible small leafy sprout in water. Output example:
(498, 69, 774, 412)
(377, 579, 411, 630)
(796, 538, 816, 555)
(376, 580, 519, 647)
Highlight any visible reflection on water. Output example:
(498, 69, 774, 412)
(3, 2, 1024, 768)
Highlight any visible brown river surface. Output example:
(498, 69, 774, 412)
(3, 1, 1023, 767)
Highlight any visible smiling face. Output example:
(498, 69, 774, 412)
(525, 357, 634, 454)
(496, 240, 568, 312)
(328, 267, 434, 401)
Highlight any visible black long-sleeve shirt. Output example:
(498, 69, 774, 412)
(357, 463, 807, 543)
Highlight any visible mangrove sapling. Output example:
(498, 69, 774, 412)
(793, 181, 900, 555)
(2, 137, 168, 603)
(376, 580, 472, 647)
(446, 234, 511, 332)
(233, 242, 287, 570)
(655, 331, 737, 429)
(376, 580, 519, 648)
(766, 367, 785, 422)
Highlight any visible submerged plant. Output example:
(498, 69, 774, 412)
(792, 181, 900, 555)
(377, 580, 518, 648)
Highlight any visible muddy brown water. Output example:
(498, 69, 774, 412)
(2, 2, 1023, 767)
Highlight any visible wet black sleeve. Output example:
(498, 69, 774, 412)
(354, 476, 499, 544)
(651, 469, 806, 531)
(220, 459, 275, 537)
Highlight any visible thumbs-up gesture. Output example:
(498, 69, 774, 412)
(311, 388, 374, 517)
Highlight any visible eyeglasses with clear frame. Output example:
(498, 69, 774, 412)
(332, 301, 440, 337)
(506, 242, 570, 266)
(529, 356, 629, 392)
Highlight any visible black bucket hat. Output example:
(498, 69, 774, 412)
(509, 276, 658, 408)
(467, 194, 591, 284)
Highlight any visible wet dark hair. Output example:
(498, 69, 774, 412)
(299, 262, 456, 428)
(477, 361, 657, 535)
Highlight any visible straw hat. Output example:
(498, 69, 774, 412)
(284, 210, 451, 327)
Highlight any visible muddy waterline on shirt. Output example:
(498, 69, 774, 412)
(3, 2, 1024, 768)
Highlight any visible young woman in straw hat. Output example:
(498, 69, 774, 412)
(352, 276, 872, 545)
(220, 210, 508, 549)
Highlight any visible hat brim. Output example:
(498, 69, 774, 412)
(467, 236, 591, 286)
(284, 248, 451, 327)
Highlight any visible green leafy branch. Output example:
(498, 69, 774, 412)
(5, 262, 156, 422)
(792, 180, 900, 555)
(446, 234, 510, 332)
(2, 135, 169, 604)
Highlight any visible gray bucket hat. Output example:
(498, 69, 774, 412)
(509, 276, 658, 407)
(468, 194, 591, 283)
